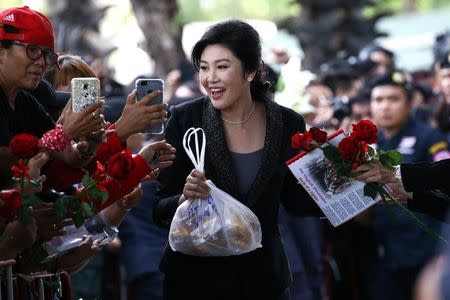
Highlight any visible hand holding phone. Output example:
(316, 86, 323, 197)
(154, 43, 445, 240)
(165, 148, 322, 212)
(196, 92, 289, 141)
(136, 79, 165, 135)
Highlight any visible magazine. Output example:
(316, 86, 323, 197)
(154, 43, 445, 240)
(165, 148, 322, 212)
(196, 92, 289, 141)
(286, 129, 381, 227)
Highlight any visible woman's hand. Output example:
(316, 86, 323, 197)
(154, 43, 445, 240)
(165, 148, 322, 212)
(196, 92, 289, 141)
(57, 236, 102, 273)
(115, 90, 168, 141)
(353, 161, 397, 184)
(179, 169, 210, 205)
(61, 100, 105, 140)
(138, 140, 176, 173)
(75, 132, 104, 159)
(20, 152, 50, 195)
(117, 184, 143, 211)
(385, 182, 411, 204)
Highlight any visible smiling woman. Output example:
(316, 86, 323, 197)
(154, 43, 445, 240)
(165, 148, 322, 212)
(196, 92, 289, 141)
(153, 19, 323, 300)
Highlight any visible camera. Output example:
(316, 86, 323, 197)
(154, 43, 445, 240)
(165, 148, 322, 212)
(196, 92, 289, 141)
(331, 96, 351, 122)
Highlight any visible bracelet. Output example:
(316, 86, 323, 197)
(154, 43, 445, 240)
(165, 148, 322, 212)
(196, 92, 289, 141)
(39, 124, 71, 152)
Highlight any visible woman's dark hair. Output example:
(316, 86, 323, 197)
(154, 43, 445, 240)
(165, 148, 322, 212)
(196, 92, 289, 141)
(191, 19, 269, 101)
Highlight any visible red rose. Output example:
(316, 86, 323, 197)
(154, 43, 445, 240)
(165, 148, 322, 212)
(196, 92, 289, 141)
(93, 161, 107, 182)
(338, 136, 360, 163)
(350, 120, 378, 144)
(291, 131, 315, 152)
(309, 127, 328, 143)
(0, 189, 22, 219)
(11, 160, 30, 179)
(106, 149, 135, 180)
(9, 133, 39, 159)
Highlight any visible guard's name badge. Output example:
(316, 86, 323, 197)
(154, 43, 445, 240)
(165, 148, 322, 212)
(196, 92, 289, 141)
(397, 136, 416, 155)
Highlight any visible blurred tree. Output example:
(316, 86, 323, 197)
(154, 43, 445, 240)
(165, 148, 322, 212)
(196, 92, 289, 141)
(46, 0, 116, 58)
(279, 0, 390, 73)
(0, 0, 22, 10)
(130, 0, 185, 78)
(405, 0, 417, 12)
(176, 0, 299, 22)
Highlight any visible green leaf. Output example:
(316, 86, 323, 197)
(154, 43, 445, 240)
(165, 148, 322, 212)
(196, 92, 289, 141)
(98, 190, 108, 204)
(80, 202, 93, 218)
(73, 209, 85, 228)
(385, 150, 403, 166)
(54, 198, 68, 220)
(379, 155, 393, 169)
(368, 146, 376, 157)
(322, 145, 340, 162)
(82, 174, 96, 189)
(363, 183, 379, 200)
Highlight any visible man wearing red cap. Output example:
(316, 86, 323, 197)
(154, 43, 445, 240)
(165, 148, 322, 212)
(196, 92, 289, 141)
(0, 6, 105, 187)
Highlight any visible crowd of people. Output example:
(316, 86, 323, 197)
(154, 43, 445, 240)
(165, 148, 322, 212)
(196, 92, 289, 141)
(1, 4, 450, 300)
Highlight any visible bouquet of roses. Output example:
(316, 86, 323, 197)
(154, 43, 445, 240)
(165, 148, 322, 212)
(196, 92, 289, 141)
(291, 120, 446, 242)
(292, 120, 402, 201)
(4, 130, 138, 228)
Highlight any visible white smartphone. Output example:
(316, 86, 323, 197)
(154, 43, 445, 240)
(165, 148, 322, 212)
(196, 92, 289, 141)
(135, 78, 165, 135)
(71, 77, 101, 112)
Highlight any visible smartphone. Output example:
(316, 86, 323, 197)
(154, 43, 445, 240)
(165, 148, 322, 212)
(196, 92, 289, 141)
(136, 78, 165, 135)
(71, 77, 101, 112)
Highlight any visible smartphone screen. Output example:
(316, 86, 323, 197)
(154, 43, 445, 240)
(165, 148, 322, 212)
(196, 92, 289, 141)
(135, 79, 165, 135)
(71, 78, 101, 112)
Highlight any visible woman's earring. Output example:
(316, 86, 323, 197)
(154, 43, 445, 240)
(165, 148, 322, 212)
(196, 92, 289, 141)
(247, 76, 253, 82)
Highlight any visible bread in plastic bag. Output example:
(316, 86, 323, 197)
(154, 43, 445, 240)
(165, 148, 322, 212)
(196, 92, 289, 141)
(168, 128, 262, 256)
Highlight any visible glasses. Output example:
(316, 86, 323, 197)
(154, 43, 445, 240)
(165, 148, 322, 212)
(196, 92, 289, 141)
(12, 42, 58, 66)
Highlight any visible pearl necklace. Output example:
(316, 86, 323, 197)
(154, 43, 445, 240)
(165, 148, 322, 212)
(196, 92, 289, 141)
(220, 101, 256, 125)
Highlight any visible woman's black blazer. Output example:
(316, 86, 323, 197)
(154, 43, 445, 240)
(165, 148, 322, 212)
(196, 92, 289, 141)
(153, 96, 321, 298)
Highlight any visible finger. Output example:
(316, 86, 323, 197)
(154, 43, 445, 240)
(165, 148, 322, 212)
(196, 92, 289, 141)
(83, 100, 105, 114)
(156, 153, 176, 162)
(123, 185, 143, 201)
(191, 169, 207, 181)
(126, 89, 137, 105)
(145, 108, 167, 121)
(147, 140, 170, 151)
(79, 236, 93, 246)
(139, 90, 163, 106)
(185, 182, 210, 194)
(354, 164, 371, 172)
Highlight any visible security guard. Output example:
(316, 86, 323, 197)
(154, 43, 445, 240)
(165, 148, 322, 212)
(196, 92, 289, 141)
(368, 71, 450, 300)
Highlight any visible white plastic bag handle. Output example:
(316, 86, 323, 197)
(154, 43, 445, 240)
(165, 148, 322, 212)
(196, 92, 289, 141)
(183, 127, 206, 172)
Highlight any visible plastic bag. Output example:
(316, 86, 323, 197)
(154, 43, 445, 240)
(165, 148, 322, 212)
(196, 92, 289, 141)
(168, 128, 262, 256)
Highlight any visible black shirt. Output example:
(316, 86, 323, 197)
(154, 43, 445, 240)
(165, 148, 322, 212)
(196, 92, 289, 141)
(0, 87, 55, 188)
(0, 87, 55, 146)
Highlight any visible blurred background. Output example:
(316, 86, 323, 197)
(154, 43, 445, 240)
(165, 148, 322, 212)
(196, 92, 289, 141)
(2, 0, 450, 85)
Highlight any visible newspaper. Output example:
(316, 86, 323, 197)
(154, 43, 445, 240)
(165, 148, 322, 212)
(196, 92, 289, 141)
(286, 130, 381, 227)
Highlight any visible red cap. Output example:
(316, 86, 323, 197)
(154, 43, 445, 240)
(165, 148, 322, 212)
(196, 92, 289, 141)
(0, 6, 54, 48)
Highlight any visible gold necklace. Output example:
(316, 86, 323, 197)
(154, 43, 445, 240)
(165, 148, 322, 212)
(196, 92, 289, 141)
(220, 101, 256, 125)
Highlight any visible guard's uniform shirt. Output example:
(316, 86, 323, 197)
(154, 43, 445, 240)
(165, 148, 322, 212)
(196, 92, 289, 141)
(374, 119, 450, 270)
